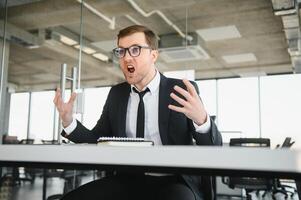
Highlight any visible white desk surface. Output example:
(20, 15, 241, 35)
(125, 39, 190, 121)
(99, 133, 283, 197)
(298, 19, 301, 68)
(0, 145, 300, 177)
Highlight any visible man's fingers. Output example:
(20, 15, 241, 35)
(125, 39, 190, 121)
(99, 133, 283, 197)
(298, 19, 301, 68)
(183, 79, 198, 96)
(54, 88, 64, 104)
(68, 92, 77, 104)
(173, 85, 192, 101)
(170, 92, 189, 107)
(168, 104, 185, 113)
(53, 95, 57, 105)
(53, 88, 60, 104)
(54, 91, 65, 112)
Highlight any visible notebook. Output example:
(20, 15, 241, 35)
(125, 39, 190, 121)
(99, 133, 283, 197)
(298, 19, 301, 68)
(97, 137, 154, 147)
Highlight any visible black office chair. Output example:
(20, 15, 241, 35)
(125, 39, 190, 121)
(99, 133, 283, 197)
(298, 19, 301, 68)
(18, 139, 34, 144)
(229, 138, 270, 147)
(0, 175, 13, 200)
(272, 137, 297, 199)
(46, 170, 86, 200)
(1, 135, 19, 144)
(2, 136, 36, 185)
(16, 139, 37, 185)
(223, 138, 273, 200)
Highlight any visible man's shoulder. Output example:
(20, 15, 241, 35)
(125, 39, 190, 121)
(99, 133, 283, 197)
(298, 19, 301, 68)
(111, 81, 130, 90)
(163, 75, 196, 87)
(161, 75, 198, 93)
(105, 82, 130, 102)
(165, 77, 183, 84)
(161, 74, 182, 85)
(108, 82, 130, 95)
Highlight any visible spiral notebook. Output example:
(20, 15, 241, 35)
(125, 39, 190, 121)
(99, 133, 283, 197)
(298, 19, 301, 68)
(97, 137, 154, 147)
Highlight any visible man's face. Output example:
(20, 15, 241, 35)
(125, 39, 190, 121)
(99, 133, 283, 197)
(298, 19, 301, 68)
(118, 32, 158, 88)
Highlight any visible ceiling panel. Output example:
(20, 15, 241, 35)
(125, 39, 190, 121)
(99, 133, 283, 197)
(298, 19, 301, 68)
(2, 0, 293, 91)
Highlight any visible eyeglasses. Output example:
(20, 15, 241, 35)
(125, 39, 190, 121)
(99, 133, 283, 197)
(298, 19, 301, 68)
(113, 45, 152, 58)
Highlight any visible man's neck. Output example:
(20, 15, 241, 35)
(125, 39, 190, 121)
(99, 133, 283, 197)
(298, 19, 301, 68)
(135, 68, 157, 91)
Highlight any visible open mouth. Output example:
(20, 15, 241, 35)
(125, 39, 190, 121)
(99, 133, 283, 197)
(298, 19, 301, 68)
(127, 65, 135, 73)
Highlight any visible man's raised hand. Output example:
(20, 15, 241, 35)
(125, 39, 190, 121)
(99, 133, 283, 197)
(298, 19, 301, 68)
(53, 88, 77, 127)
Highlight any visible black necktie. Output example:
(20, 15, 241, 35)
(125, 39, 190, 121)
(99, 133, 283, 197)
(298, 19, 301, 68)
(133, 87, 150, 138)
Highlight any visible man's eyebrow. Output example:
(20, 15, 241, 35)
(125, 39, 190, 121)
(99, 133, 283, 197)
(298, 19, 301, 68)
(118, 43, 143, 48)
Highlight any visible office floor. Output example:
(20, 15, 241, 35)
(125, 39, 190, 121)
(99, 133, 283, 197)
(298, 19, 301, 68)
(11, 177, 64, 200)
(0, 175, 298, 200)
(218, 191, 299, 200)
(0, 170, 96, 200)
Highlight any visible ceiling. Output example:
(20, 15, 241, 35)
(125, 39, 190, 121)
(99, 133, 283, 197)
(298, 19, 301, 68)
(0, 0, 296, 92)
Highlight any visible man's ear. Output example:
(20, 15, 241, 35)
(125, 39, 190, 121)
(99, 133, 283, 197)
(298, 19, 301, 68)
(151, 50, 159, 63)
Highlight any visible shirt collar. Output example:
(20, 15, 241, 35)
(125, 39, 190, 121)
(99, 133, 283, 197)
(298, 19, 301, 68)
(131, 70, 160, 94)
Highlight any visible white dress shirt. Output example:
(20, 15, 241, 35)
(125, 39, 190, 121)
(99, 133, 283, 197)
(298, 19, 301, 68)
(64, 70, 211, 145)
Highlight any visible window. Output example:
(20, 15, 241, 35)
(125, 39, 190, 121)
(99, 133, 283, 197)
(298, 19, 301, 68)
(30, 91, 55, 140)
(8, 93, 29, 139)
(8, 74, 301, 148)
(260, 74, 301, 148)
(217, 77, 260, 142)
(195, 80, 217, 116)
(83, 87, 111, 129)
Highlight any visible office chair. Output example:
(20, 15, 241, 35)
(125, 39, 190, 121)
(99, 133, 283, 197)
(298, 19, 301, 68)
(15, 139, 36, 185)
(223, 138, 273, 200)
(272, 137, 297, 199)
(46, 170, 85, 200)
(2, 136, 36, 185)
(42, 139, 86, 200)
(229, 138, 270, 147)
(0, 175, 13, 200)
(1, 135, 19, 144)
(18, 139, 34, 144)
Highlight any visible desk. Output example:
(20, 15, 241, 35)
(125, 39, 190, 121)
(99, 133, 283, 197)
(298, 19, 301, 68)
(1, 145, 301, 200)
(0, 145, 301, 178)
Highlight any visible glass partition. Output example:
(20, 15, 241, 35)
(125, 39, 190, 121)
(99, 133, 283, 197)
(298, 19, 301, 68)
(1, 1, 301, 200)
(3, 0, 83, 141)
(2, 0, 300, 146)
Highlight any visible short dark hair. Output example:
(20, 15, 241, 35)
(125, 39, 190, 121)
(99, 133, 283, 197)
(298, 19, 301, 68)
(117, 25, 158, 50)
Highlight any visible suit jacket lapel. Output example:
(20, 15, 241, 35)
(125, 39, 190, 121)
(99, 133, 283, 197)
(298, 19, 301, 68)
(118, 83, 131, 137)
(159, 74, 172, 145)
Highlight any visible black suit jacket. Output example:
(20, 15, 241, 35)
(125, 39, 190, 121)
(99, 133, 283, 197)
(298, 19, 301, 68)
(62, 74, 222, 200)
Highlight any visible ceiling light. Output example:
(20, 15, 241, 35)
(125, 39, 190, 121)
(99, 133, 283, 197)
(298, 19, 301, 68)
(288, 49, 301, 56)
(274, 9, 296, 15)
(92, 40, 116, 52)
(196, 25, 241, 41)
(60, 35, 78, 46)
(74, 45, 96, 54)
(163, 70, 195, 80)
(238, 71, 266, 77)
(160, 46, 210, 63)
(93, 53, 109, 62)
(271, 0, 296, 15)
(222, 53, 257, 64)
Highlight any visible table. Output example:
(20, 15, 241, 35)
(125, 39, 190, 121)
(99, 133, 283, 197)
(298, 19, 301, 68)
(0, 144, 301, 178)
(1, 145, 301, 199)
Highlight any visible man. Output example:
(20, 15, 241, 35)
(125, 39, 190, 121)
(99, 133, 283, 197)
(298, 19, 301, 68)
(54, 25, 222, 200)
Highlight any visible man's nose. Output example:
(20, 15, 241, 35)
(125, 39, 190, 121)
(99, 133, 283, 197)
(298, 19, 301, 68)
(123, 50, 133, 60)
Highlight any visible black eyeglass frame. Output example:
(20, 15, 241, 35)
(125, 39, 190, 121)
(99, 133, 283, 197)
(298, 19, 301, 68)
(112, 45, 153, 58)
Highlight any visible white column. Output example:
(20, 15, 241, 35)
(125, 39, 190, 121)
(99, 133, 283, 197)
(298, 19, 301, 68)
(0, 39, 10, 142)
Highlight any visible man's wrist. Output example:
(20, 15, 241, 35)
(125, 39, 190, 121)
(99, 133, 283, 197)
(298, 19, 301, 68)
(62, 119, 73, 128)
(193, 114, 211, 133)
(194, 114, 207, 126)
(63, 118, 77, 135)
